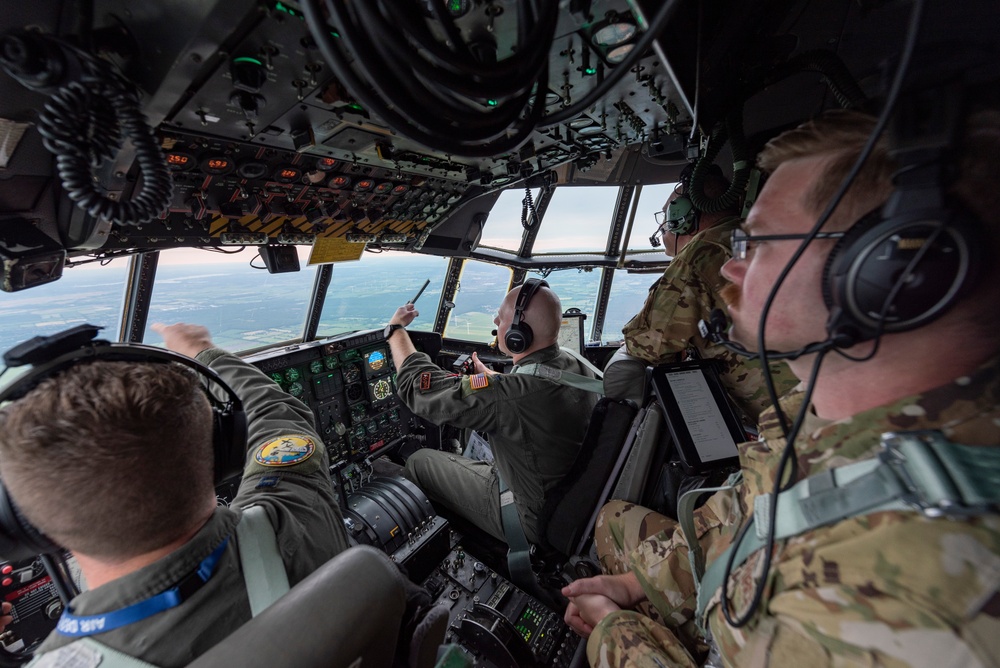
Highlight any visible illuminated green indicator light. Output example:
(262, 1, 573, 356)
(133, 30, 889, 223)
(486, 99, 498, 107)
(233, 57, 263, 66)
(330, 31, 341, 38)
(448, 0, 463, 11)
(347, 103, 364, 112)
(274, 2, 304, 18)
(584, 67, 597, 75)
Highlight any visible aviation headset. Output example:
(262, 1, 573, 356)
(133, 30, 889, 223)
(504, 278, 549, 354)
(654, 163, 730, 244)
(664, 188, 699, 236)
(821, 96, 984, 346)
(0, 324, 247, 561)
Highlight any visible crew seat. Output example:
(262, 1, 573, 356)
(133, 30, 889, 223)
(187, 545, 445, 668)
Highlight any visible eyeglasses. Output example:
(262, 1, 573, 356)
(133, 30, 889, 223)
(653, 209, 669, 232)
(730, 228, 845, 260)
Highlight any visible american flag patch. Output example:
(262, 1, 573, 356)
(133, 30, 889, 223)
(469, 373, 490, 390)
(419, 372, 432, 391)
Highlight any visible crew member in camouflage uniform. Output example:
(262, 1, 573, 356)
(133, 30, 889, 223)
(386, 283, 599, 545)
(562, 107, 1000, 667)
(621, 166, 796, 422)
(0, 323, 350, 666)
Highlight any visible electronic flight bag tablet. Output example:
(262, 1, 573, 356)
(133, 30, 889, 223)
(649, 360, 747, 474)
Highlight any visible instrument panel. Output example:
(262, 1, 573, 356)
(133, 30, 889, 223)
(243, 328, 440, 466)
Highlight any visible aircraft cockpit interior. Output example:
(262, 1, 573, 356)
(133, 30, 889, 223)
(0, 0, 996, 666)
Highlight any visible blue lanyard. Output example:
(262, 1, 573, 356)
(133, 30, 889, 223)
(56, 537, 230, 637)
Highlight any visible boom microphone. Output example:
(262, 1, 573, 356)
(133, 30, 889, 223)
(698, 309, 850, 361)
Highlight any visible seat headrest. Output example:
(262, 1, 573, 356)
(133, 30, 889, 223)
(602, 346, 649, 405)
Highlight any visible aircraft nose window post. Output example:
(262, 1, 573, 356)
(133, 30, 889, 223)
(0, 1, 997, 667)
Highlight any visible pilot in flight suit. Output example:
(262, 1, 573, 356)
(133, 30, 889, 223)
(28, 328, 350, 667)
(386, 283, 600, 547)
(394, 342, 599, 545)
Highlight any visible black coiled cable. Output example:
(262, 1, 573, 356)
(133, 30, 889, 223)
(301, 0, 681, 157)
(32, 39, 172, 226)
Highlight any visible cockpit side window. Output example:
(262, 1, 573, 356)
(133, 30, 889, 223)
(445, 261, 512, 342)
(477, 188, 540, 251)
(0, 259, 129, 354)
(604, 269, 657, 345)
(144, 248, 317, 352)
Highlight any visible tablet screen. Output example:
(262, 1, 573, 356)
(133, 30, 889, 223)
(664, 368, 739, 463)
(650, 361, 745, 473)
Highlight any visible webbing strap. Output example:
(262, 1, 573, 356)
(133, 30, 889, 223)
(498, 476, 535, 592)
(677, 473, 743, 585)
(694, 431, 1000, 625)
(513, 363, 605, 395)
(236, 505, 290, 617)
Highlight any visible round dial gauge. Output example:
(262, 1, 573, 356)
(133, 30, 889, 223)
(372, 378, 392, 401)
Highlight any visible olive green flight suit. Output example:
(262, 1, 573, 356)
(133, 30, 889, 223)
(397, 344, 599, 544)
(34, 349, 350, 667)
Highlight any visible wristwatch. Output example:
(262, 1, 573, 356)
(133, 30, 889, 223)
(383, 323, 405, 341)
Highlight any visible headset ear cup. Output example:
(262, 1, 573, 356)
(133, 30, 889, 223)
(666, 195, 698, 236)
(504, 278, 547, 355)
(504, 324, 531, 355)
(212, 403, 247, 484)
(824, 208, 982, 342)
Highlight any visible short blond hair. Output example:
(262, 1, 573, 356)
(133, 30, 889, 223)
(758, 110, 896, 228)
(0, 361, 215, 559)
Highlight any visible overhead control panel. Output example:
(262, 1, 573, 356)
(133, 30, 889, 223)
(243, 329, 440, 466)
(104, 129, 468, 252)
(0, 0, 707, 265)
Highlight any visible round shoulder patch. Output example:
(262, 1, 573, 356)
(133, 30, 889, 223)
(254, 435, 316, 467)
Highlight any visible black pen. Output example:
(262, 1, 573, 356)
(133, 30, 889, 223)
(407, 279, 431, 305)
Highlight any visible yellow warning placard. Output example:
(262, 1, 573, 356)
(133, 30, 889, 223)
(308, 237, 366, 265)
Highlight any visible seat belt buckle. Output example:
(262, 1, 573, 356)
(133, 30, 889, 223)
(878, 430, 998, 518)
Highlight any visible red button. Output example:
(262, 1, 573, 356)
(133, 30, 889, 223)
(0, 565, 11, 575)
(1, 578, 11, 587)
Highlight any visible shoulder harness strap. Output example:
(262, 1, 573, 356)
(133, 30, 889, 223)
(235, 504, 290, 616)
(691, 430, 1000, 626)
(513, 363, 605, 395)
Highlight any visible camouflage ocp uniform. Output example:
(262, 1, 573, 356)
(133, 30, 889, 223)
(589, 355, 1000, 668)
(621, 217, 797, 421)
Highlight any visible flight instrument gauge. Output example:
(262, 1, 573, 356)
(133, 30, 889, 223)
(343, 364, 361, 383)
(371, 378, 392, 401)
(367, 349, 386, 372)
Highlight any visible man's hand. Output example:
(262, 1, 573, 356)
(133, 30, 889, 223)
(151, 323, 214, 359)
(564, 594, 621, 637)
(561, 572, 647, 636)
(470, 352, 499, 376)
(0, 602, 11, 633)
(390, 303, 419, 327)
